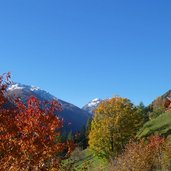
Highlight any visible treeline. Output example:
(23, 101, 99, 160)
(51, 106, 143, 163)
(61, 117, 91, 149)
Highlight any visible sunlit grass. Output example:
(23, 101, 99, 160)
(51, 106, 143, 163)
(138, 112, 171, 138)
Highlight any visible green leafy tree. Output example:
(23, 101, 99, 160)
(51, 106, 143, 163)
(136, 102, 149, 122)
(86, 117, 91, 137)
(149, 106, 165, 119)
(74, 118, 92, 149)
(89, 97, 143, 159)
(67, 130, 73, 141)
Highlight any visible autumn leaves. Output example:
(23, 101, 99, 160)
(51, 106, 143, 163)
(0, 73, 75, 170)
(89, 97, 143, 159)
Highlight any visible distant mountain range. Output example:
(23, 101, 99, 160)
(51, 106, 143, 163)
(7, 83, 89, 132)
(8, 83, 170, 133)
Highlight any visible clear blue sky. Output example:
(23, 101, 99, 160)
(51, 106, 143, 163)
(0, 0, 171, 107)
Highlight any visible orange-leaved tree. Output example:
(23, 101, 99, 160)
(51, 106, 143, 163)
(0, 73, 75, 170)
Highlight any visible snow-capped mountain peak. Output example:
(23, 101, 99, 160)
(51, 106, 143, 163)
(87, 98, 102, 107)
(7, 83, 89, 132)
(82, 98, 103, 115)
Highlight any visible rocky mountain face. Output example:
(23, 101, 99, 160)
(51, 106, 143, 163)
(7, 83, 89, 132)
(82, 98, 103, 115)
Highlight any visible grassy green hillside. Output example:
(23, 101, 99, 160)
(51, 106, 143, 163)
(61, 148, 109, 170)
(137, 112, 171, 138)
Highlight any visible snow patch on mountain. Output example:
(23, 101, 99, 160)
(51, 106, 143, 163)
(8, 83, 41, 92)
(87, 98, 102, 107)
(8, 84, 24, 91)
(30, 86, 40, 91)
(82, 98, 103, 115)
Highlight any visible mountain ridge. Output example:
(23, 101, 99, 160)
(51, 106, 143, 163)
(7, 83, 89, 132)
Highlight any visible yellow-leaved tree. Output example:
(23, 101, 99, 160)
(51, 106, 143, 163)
(88, 97, 143, 159)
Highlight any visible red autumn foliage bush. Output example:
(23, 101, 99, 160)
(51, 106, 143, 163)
(0, 73, 75, 170)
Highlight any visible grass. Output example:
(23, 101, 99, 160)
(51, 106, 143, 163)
(137, 112, 171, 138)
(61, 148, 109, 170)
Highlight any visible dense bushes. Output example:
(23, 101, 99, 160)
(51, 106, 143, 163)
(111, 135, 171, 171)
